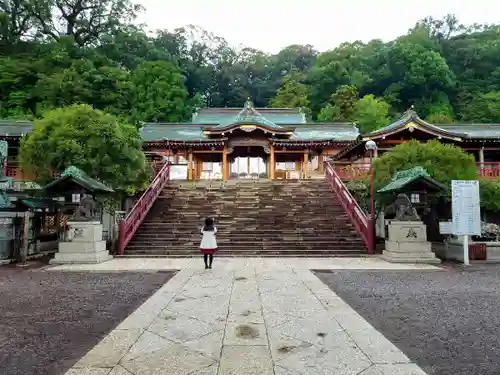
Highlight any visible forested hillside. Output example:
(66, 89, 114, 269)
(1, 1, 500, 133)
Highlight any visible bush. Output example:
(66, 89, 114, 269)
(479, 179, 500, 211)
(372, 140, 477, 194)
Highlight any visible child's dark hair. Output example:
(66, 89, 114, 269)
(203, 217, 214, 231)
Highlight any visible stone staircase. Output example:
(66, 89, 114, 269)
(123, 179, 366, 257)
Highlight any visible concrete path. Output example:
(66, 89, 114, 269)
(55, 258, 438, 375)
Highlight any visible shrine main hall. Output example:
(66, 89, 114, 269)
(3, 100, 500, 181)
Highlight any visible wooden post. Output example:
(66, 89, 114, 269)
(222, 144, 228, 180)
(19, 211, 30, 266)
(187, 150, 193, 180)
(318, 154, 324, 173)
(303, 150, 309, 179)
(479, 147, 485, 164)
(269, 144, 275, 179)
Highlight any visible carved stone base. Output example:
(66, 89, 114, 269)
(382, 221, 440, 264)
(50, 221, 112, 265)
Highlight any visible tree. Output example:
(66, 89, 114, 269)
(269, 73, 311, 118)
(459, 91, 500, 123)
(354, 94, 390, 133)
(372, 140, 477, 193)
(19, 104, 150, 193)
(317, 85, 358, 122)
(131, 60, 190, 123)
(26, 0, 142, 46)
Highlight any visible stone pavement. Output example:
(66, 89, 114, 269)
(55, 258, 439, 375)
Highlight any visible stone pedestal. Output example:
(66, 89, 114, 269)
(50, 221, 112, 264)
(382, 221, 440, 264)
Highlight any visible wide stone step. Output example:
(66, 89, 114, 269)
(126, 244, 364, 251)
(121, 250, 365, 257)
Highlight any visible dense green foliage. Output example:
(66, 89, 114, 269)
(372, 140, 477, 191)
(0, 5, 499, 127)
(19, 104, 151, 193)
(478, 179, 500, 212)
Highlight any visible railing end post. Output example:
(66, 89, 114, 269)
(367, 217, 375, 255)
(118, 220, 126, 255)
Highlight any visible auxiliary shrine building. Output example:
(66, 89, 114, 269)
(2, 101, 500, 181)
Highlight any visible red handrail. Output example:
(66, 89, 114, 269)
(477, 162, 500, 178)
(118, 163, 171, 255)
(324, 161, 374, 253)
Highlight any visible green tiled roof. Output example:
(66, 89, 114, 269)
(291, 123, 359, 141)
(378, 167, 446, 193)
(20, 198, 62, 209)
(141, 124, 207, 141)
(364, 108, 500, 140)
(0, 190, 11, 208)
(193, 107, 306, 125)
(0, 120, 33, 137)
(438, 124, 500, 139)
(44, 166, 114, 193)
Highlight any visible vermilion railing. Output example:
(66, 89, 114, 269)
(477, 162, 500, 178)
(118, 162, 171, 255)
(332, 162, 500, 181)
(324, 161, 374, 253)
(332, 162, 371, 181)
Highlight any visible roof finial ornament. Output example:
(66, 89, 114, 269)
(403, 105, 417, 118)
(245, 97, 253, 109)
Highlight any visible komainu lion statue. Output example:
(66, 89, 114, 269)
(394, 193, 420, 221)
(72, 194, 98, 221)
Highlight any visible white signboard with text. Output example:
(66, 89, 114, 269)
(451, 180, 481, 236)
(170, 165, 188, 180)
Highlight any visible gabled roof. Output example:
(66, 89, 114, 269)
(364, 108, 467, 141)
(0, 120, 32, 138)
(44, 166, 114, 194)
(203, 100, 293, 134)
(378, 167, 447, 194)
(193, 106, 307, 125)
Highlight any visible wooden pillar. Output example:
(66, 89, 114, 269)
(318, 153, 324, 173)
(188, 150, 193, 180)
(303, 150, 309, 178)
(222, 144, 228, 180)
(269, 144, 275, 179)
(479, 147, 485, 164)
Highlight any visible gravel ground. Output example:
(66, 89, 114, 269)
(0, 267, 175, 375)
(314, 266, 500, 375)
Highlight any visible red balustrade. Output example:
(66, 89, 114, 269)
(332, 162, 371, 181)
(118, 163, 171, 255)
(324, 162, 374, 253)
(332, 162, 500, 181)
(477, 162, 500, 178)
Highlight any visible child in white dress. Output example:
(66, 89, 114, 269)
(200, 217, 217, 269)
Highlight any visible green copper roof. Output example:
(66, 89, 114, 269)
(438, 124, 500, 139)
(20, 198, 62, 209)
(291, 123, 359, 141)
(0, 190, 11, 208)
(378, 166, 446, 193)
(364, 108, 500, 140)
(141, 124, 207, 141)
(212, 100, 284, 130)
(0, 120, 32, 137)
(193, 106, 306, 125)
(44, 166, 114, 193)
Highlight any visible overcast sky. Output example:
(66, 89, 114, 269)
(136, 0, 499, 53)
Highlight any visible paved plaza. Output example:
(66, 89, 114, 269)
(49, 258, 438, 375)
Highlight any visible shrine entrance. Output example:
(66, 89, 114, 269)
(229, 146, 268, 179)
